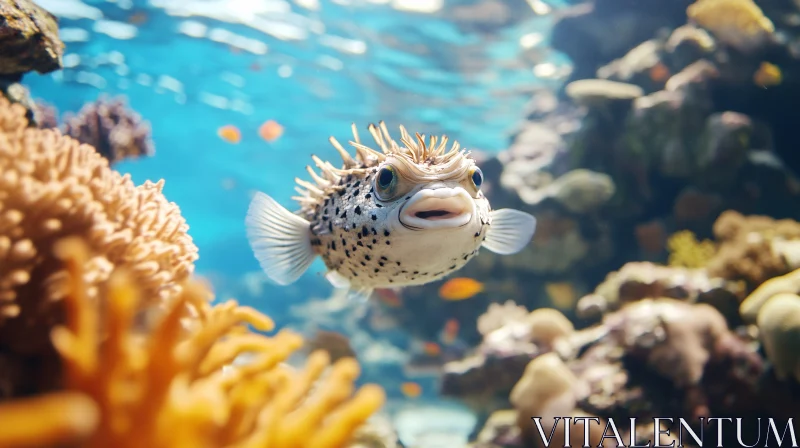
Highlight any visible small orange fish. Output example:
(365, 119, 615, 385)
(422, 342, 441, 356)
(649, 62, 671, 83)
(374, 288, 402, 307)
(127, 11, 148, 25)
(438, 277, 484, 301)
(259, 120, 284, 142)
(753, 61, 782, 87)
(218, 125, 241, 144)
(401, 382, 422, 398)
(441, 318, 459, 345)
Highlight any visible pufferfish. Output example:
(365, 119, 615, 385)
(245, 122, 536, 299)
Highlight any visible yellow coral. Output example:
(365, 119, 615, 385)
(0, 238, 385, 448)
(667, 230, 716, 268)
(686, 0, 774, 52)
(0, 93, 197, 396)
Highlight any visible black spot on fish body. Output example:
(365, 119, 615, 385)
(365, 193, 371, 199)
(360, 261, 366, 266)
(331, 241, 337, 250)
(327, 221, 333, 232)
(340, 211, 347, 219)
(396, 261, 401, 266)
(378, 262, 384, 267)
(449, 265, 456, 270)
(413, 271, 419, 275)
(383, 230, 390, 237)
(374, 268, 380, 273)
(354, 206, 362, 215)
(380, 256, 387, 261)
(341, 238, 346, 246)
(322, 216, 329, 221)
(386, 240, 391, 245)
(345, 250, 351, 257)
(376, 203, 382, 208)
(371, 228, 377, 235)
(353, 181, 361, 188)
(371, 214, 377, 221)
(357, 241, 363, 247)
(335, 207, 340, 215)
(362, 226, 369, 237)
(365, 255, 371, 261)
(367, 244, 373, 249)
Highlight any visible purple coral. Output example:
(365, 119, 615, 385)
(61, 96, 155, 164)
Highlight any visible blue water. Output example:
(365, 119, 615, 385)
(27, 3, 569, 401)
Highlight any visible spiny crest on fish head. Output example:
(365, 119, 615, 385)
(291, 121, 478, 216)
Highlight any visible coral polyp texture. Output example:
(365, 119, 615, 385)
(61, 96, 155, 164)
(0, 94, 196, 397)
(0, 95, 384, 448)
(0, 237, 385, 448)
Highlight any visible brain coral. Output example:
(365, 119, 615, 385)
(0, 94, 197, 377)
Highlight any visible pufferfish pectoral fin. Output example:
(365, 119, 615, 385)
(244, 191, 317, 286)
(482, 209, 537, 255)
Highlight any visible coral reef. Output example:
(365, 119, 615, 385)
(0, 0, 63, 125)
(383, 0, 800, 358)
(0, 94, 193, 397)
(0, 96, 385, 447)
(60, 96, 156, 164)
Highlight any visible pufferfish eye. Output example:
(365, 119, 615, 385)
(469, 166, 483, 189)
(375, 165, 398, 199)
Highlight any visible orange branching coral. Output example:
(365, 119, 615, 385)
(666, 230, 716, 269)
(707, 210, 799, 288)
(0, 94, 197, 395)
(0, 237, 385, 448)
(686, 0, 774, 53)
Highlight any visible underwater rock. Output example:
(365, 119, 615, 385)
(548, 169, 616, 213)
(596, 40, 668, 92)
(686, 0, 775, 54)
(664, 24, 717, 70)
(695, 111, 754, 184)
(564, 79, 644, 105)
(0, 0, 63, 76)
(707, 210, 800, 289)
(61, 95, 155, 164)
(572, 299, 772, 421)
(441, 307, 574, 406)
(575, 261, 743, 322)
(469, 410, 524, 448)
(551, 0, 693, 82)
(738, 268, 800, 383)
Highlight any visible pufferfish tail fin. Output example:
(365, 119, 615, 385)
(482, 209, 537, 255)
(245, 191, 317, 285)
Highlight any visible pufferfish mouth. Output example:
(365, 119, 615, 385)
(399, 187, 474, 230)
